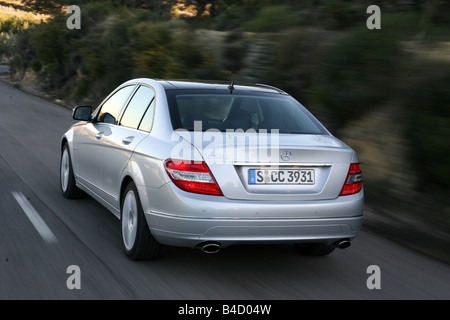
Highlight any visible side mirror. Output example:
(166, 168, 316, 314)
(72, 105, 93, 121)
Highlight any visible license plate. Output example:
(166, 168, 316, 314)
(249, 169, 315, 185)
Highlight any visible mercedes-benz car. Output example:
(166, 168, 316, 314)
(60, 78, 363, 260)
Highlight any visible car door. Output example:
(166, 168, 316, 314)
(98, 84, 156, 211)
(74, 85, 136, 200)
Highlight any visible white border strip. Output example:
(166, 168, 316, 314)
(12, 191, 58, 244)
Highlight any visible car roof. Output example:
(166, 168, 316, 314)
(134, 78, 288, 95)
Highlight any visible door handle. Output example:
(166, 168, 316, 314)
(95, 132, 104, 140)
(122, 136, 135, 145)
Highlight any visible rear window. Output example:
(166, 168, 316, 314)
(166, 89, 326, 134)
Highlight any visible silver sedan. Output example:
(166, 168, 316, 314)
(60, 79, 364, 260)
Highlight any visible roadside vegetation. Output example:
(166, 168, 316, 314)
(1, 0, 449, 262)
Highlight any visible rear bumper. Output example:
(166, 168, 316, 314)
(138, 183, 364, 248)
(146, 214, 362, 248)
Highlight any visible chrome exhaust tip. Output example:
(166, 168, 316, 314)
(334, 239, 351, 249)
(198, 242, 221, 254)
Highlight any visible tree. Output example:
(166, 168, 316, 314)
(182, 0, 244, 19)
(22, 0, 65, 15)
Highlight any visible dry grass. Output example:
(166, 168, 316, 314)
(0, 0, 49, 21)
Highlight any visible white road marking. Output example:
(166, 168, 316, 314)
(12, 191, 58, 244)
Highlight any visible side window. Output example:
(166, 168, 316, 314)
(138, 100, 155, 132)
(97, 85, 135, 124)
(120, 85, 155, 131)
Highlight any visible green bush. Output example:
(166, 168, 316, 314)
(318, 0, 361, 30)
(129, 22, 175, 78)
(0, 31, 16, 58)
(75, 11, 134, 100)
(220, 31, 247, 73)
(309, 11, 447, 131)
(29, 13, 80, 91)
(0, 11, 42, 33)
(405, 72, 450, 191)
(31, 14, 71, 66)
(9, 28, 33, 73)
(170, 30, 204, 77)
(210, 3, 255, 31)
(269, 29, 323, 103)
(244, 6, 297, 32)
(129, 20, 204, 79)
(312, 24, 403, 129)
(239, 38, 276, 83)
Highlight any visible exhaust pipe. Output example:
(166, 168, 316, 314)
(198, 242, 221, 254)
(334, 239, 351, 249)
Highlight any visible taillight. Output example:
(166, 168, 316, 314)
(164, 159, 223, 196)
(339, 163, 363, 196)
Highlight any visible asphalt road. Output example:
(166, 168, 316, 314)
(0, 65, 9, 74)
(0, 80, 449, 301)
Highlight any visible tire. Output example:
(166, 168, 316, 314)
(295, 243, 335, 256)
(121, 181, 161, 260)
(60, 143, 85, 199)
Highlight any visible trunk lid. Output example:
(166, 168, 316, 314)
(178, 131, 353, 201)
